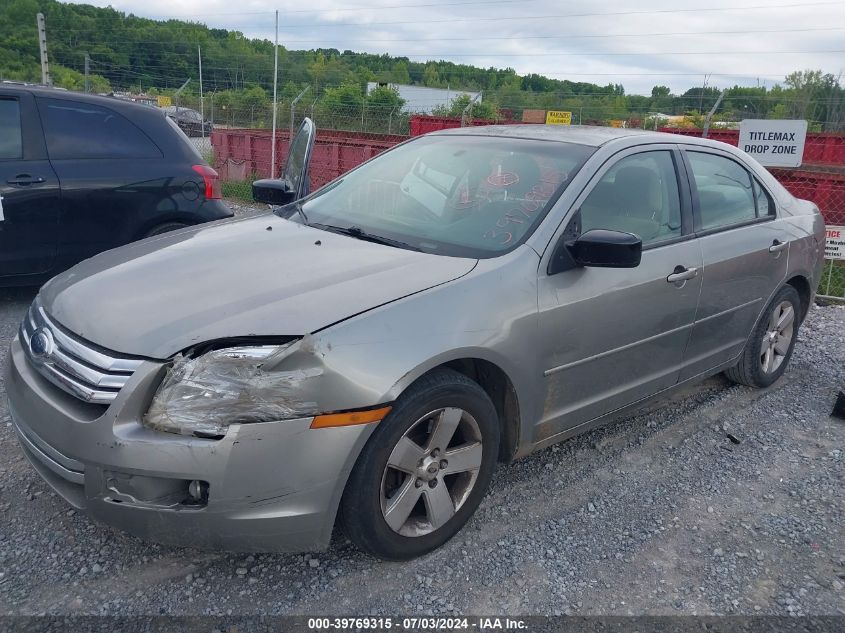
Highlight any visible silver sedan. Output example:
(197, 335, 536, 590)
(6, 122, 825, 560)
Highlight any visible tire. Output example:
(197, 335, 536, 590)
(143, 222, 189, 238)
(724, 285, 801, 388)
(340, 368, 500, 560)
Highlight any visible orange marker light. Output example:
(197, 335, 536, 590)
(310, 406, 392, 429)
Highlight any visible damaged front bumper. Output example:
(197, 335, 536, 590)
(5, 334, 376, 552)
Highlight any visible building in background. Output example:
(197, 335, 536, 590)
(366, 82, 481, 114)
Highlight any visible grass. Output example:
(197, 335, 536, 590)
(220, 180, 254, 202)
(818, 259, 845, 299)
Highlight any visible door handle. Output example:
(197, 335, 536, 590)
(769, 239, 788, 253)
(7, 175, 45, 186)
(667, 265, 699, 283)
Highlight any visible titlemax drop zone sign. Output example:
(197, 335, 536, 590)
(739, 119, 807, 167)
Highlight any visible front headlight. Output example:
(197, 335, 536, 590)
(144, 344, 318, 438)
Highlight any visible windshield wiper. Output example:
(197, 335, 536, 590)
(311, 223, 422, 252)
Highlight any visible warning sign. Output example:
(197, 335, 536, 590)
(546, 111, 572, 125)
(738, 119, 807, 168)
(826, 225, 845, 260)
(157, 95, 172, 107)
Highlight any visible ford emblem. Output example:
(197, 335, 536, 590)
(30, 327, 54, 359)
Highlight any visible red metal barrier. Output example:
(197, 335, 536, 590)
(658, 128, 845, 168)
(771, 168, 845, 225)
(211, 128, 405, 189)
(409, 115, 526, 136)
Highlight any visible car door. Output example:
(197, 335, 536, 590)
(536, 146, 702, 442)
(0, 91, 61, 280)
(677, 147, 789, 381)
(35, 96, 164, 266)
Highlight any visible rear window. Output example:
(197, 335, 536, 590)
(38, 98, 161, 160)
(0, 99, 23, 159)
(165, 116, 203, 161)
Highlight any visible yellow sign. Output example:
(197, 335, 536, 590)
(157, 95, 172, 107)
(610, 120, 625, 128)
(545, 111, 572, 125)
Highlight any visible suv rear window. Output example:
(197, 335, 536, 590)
(38, 98, 161, 160)
(165, 116, 203, 161)
(0, 99, 23, 159)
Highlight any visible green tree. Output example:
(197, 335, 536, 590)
(365, 85, 406, 133)
(432, 93, 498, 120)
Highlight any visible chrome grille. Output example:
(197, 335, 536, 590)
(19, 301, 144, 404)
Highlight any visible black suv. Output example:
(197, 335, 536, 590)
(0, 83, 233, 286)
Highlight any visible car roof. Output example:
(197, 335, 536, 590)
(0, 81, 164, 117)
(429, 124, 716, 149)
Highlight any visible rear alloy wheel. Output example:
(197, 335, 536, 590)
(341, 369, 499, 560)
(724, 285, 801, 388)
(759, 300, 795, 375)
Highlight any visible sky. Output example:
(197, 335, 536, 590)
(65, 0, 845, 95)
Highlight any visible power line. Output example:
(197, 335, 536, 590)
(62, 49, 845, 59)
(76, 60, 794, 80)
(45, 1, 845, 31)
(76, 58, 808, 81)
(47, 26, 845, 46)
(241, 26, 845, 43)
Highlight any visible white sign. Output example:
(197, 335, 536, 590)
(826, 225, 845, 260)
(738, 119, 807, 168)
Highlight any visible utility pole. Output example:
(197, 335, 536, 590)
(198, 45, 205, 143)
(173, 78, 191, 107)
(36, 13, 51, 86)
(271, 9, 279, 178)
(702, 88, 727, 138)
(699, 74, 710, 114)
(84, 54, 90, 93)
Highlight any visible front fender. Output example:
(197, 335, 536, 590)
(262, 247, 543, 443)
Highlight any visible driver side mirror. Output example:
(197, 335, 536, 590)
(252, 178, 296, 206)
(548, 229, 642, 275)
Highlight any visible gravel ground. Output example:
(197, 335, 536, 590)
(0, 279, 843, 616)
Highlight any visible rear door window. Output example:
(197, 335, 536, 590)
(38, 98, 161, 160)
(0, 99, 23, 159)
(753, 178, 775, 218)
(686, 151, 757, 231)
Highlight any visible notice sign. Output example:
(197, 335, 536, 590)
(546, 111, 572, 125)
(739, 119, 807, 167)
(826, 225, 845, 260)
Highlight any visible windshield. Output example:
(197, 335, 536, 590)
(285, 135, 593, 258)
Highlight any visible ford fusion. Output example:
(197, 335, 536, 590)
(6, 123, 825, 560)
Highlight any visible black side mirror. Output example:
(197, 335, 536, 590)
(252, 178, 296, 206)
(549, 228, 642, 274)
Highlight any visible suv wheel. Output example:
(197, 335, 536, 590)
(724, 285, 801, 388)
(341, 368, 499, 560)
(144, 222, 188, 238)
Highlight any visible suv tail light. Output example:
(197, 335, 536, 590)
(192, 165, 221, 200)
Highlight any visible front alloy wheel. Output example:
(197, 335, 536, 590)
(381, 407, 483, 537)
(341, 369, 499, 560)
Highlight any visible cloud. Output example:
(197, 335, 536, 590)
(63, 0, 845, 94)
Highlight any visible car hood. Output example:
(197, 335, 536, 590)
(40, 213, 477, 359)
